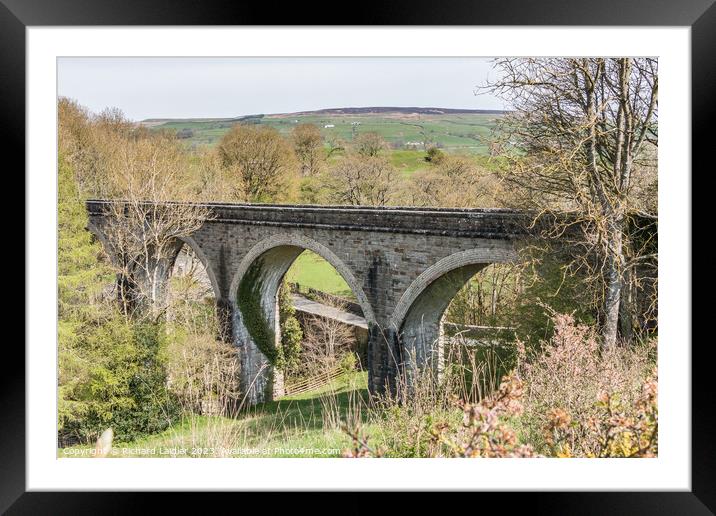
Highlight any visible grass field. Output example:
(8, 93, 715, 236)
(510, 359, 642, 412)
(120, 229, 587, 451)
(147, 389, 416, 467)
(285, 250, 355, 299)
(59, 371, 372, 458)
(389, 149, 431, 176)
(149, 112, 501, 153)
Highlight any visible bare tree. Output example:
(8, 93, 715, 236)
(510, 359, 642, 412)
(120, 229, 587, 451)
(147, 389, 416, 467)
(300, 296, 357, 376)
(292, 123, 324, 176)
(216, 124, 297, 202)
(98, 129, 212, 319)
(354, 131, 387, 157)
(194, 148, 236, 202)
(402, 156, 506, 208)
(328, 155, 398, 206)
(58, 102, 213, 319)
(479, 58, 658, 347)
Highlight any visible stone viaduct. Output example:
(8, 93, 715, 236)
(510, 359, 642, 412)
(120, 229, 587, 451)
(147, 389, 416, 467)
(86, 200, 533, 405)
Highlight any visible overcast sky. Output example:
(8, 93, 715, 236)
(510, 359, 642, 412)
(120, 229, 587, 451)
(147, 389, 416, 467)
(57, 57, 505, 121)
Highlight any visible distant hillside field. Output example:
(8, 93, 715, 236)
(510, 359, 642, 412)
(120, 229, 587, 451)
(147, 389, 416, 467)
(144, 108, 504, 154)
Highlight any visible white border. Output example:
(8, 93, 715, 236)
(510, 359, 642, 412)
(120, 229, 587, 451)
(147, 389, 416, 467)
(27, 27, 691, 491)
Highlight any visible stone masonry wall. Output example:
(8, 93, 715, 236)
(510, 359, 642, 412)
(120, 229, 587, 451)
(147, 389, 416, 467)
(87, 201, 528, 402)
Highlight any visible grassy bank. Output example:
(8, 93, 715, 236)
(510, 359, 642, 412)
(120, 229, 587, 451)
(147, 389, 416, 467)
(59, 371, 372, 458)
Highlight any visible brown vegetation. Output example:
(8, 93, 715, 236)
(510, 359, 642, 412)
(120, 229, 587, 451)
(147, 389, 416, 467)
(216, 124, 297, 202)
(327, 155, 398, 206)
(292, 123, 324, 177)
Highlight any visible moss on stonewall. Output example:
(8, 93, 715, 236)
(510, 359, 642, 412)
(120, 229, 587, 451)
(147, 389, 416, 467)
(237, 260, 279, 364)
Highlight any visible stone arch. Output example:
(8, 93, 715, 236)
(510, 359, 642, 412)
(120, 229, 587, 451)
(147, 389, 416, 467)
(171, 235, 222, 303)
(229, 233, 376, 404)
(86, 220, 119, 267)
(229, 233, 375, 324)
(390, 247, 517, 376)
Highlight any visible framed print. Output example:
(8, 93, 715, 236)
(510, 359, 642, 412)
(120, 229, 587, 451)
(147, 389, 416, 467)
(5, 0, 712, 511)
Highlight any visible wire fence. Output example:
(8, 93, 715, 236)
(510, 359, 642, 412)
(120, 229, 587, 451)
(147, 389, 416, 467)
(281, 367, 345, 397)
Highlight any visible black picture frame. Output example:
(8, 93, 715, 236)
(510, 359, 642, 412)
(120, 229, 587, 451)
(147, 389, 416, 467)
(4, 0, 710, 511)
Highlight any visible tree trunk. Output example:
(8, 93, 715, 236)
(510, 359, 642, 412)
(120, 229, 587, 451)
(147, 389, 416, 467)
(602, 225, 624, 348)
(619, 266, 635, 345)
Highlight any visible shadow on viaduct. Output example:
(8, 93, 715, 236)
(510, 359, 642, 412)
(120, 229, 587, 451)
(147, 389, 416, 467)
(87, 200, 534, 405)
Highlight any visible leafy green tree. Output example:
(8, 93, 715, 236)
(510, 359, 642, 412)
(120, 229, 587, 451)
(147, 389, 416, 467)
(57, 157, 112, 318)
(58, 155, 112, 438)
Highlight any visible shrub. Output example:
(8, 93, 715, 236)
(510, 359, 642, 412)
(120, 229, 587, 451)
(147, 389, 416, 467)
(543, 372, 658, 457)
(164, 252, 242, 416)
(339, 352, 357, 373)
(516, 313, 656, 456)
(166, 326, 241, 417)
(60, 317, 179, 443)
(298, 174, 330, 204)
(358, 313, 657, 458)
(424, 145, 445, 164)
(430, 374, 539, 457)
(279, 317, 304, 373)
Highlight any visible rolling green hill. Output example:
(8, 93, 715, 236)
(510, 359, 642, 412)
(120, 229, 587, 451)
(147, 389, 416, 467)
(144, 107, 504, 154)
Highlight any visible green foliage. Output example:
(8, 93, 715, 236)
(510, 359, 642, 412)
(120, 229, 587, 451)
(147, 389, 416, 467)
(58, 155, 178, 444)
(424, 146, 445, 164)
(513, 248, 597, 345)
(57, 157, 113, 319)
(298, 175, 330, 204)
(64, 319, 178, 442)
(338, 352, 357, 373)
(236, 265, 303, 370)
(60, 371, 371, 458)
(278, 279, 303, 373)
(59, 281, 178, 443)
(279, 317, 303, 372)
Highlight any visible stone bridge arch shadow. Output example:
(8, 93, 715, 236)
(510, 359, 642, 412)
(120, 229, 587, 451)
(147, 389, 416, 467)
(229, 234, 376, 405)
(171, 235, 222, 302)
(389, 247, 517, 386)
